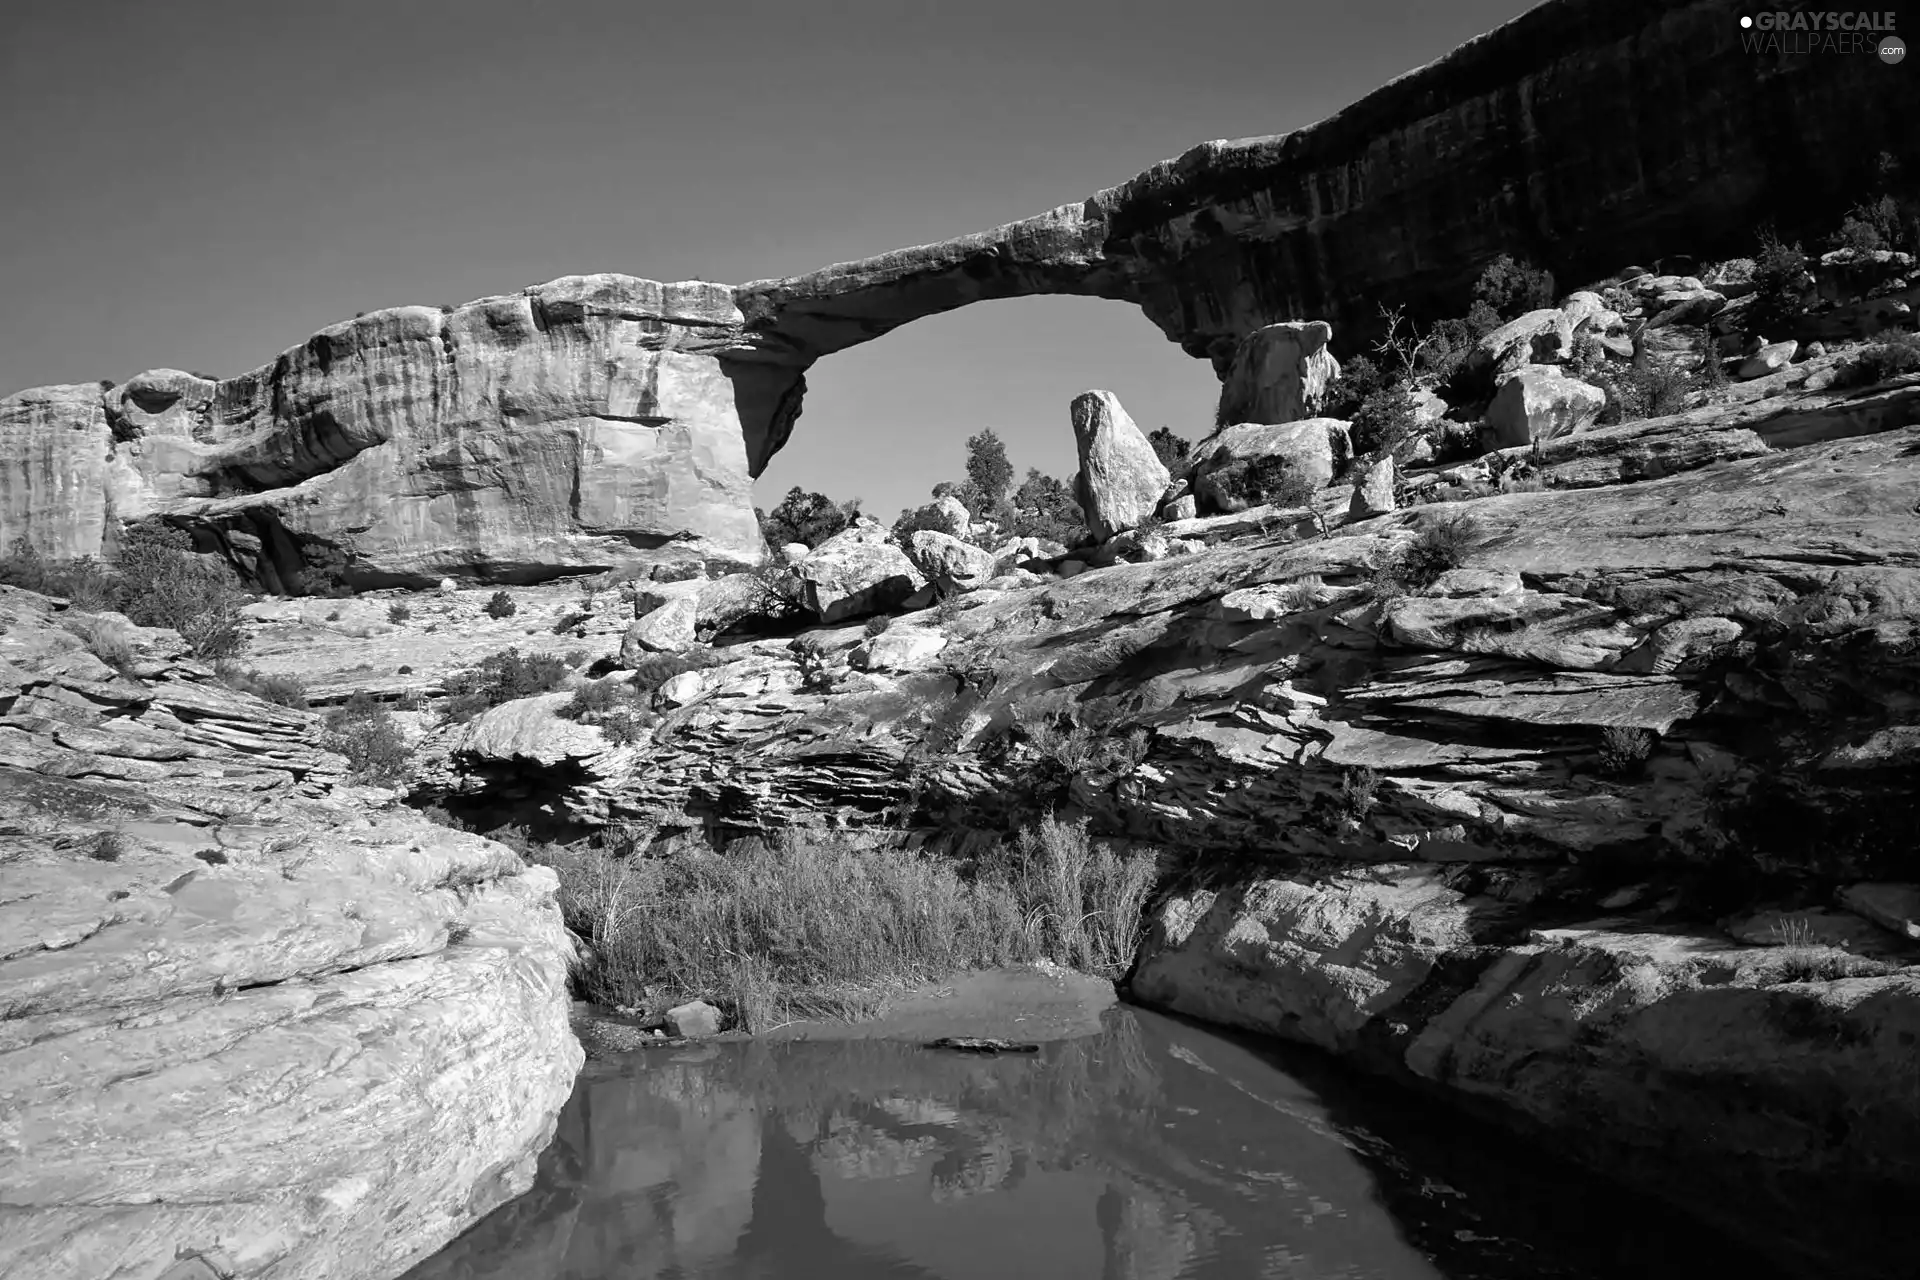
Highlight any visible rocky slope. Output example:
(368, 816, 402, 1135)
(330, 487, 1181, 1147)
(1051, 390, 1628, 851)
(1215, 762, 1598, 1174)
(6, 0, 1914, 579)
(0, 586, 582, 1280)
(364, 342, 1920, 1277)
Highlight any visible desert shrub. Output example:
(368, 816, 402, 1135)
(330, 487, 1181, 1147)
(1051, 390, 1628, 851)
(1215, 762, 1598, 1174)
(791, 635, 835, 691)
(863, 614, 892, 638)
(537, 820, 1158, 1020)
(1746, 234, 1810, 341)
(1694, 327, 1729, 390)
(1323, 353, 1393, 419)
(0, 543, 123, 610)
(322, 693, 413, 783)
(737, 563, 809, 628)
(1597, 725, 1657, 776)
(1147, 426, 1192, 471)
(561, 675, 658, 743)
(629, 648, 721, 695)
(114, 522, 249, 659)
(551, 609, 591, 634)
(59, 613, 137, 675)
(212, 660, 309, 708)
(757, 486, 857, 550)
(482, 590, 517, 620)
(1008, 467, 1088, 547)
(1338, 766, 1380, 823)
(1348, 384, 1420, 458)
(1829, 210, 1888, 256)
(892, 501, 961, 548)
(1473, 253, 1556, 322)
(84, 829, 129, 861)
(1372, 515, 1478, 594)
(563, 647, 590, 668)
(1582, 346, 1700, 425)
(1208, 455, 1319, 510)
(1837, 333, 1920, 387)
(441, 646, 570, 722)
(386, 602, 412, 624)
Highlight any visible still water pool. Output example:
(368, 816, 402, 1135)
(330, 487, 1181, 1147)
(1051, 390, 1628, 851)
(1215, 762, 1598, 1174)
(407, 1004, 1781, 1280)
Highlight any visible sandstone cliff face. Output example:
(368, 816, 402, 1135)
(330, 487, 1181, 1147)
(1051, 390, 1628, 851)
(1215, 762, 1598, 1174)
(0, 587, 582, 1280)
(0, 277, 777, 586)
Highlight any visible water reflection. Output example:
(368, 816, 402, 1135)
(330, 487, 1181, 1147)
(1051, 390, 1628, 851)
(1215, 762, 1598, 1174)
(407, 1006, 1783, 1280)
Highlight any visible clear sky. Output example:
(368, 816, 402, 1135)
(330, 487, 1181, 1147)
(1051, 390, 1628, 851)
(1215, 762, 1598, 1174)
(0, 0, 1536, 521)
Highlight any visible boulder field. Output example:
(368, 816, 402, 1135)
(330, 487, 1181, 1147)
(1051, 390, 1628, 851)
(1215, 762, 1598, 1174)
(5, 0, 1915, 584)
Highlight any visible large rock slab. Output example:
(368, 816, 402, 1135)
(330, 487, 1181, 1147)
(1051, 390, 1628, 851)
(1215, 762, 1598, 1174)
(1214, 321, 1340, 424)
(905, 530, 998, 591)
(1069, 391, 1170, 541)
(796, 522, 928, 623)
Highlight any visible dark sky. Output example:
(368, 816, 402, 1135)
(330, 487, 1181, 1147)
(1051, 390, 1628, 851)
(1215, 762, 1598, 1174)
(0, 0, 1537, 519)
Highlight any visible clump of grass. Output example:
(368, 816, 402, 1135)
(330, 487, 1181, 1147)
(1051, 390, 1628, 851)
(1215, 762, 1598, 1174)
(1597, 725, 1657, 776)
(387, 601, 412, 624)
(59, 613, 138, 675)
(322, 692, 413, 783)
(483, 590, 517, 620)
(84, 829, 129, 861)
(864, 614, 893, 638)
(535, 819, 1158, 1029)
(212, 660, 309, 708)
(1371, 514, 1479, 595)
(1748, 918, 1899, 985)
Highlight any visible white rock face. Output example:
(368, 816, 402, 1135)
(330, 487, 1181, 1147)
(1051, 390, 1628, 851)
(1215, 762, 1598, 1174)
(906, 530, 998, 591)
(1069, 391, 1171, 541)
(1215, 321, 1342, 424)
(1738, 340, 1800, 379)
(852, 627, 949, 672)
(797, 523, 928, 623)
(1482, 367, 1607, 449)
(1348, 455, 1397, 518)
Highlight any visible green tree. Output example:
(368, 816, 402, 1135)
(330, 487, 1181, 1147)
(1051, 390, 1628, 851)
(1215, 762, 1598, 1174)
(757, 487, 854, 549)
(1147, 427, 1191, 471)
(1472, 253, 1556, 322)
(963, 429, 1014, 506)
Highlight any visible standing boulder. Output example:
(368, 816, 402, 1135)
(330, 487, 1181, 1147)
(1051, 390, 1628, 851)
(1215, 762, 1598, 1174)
(796, 522, 928, 623)
(1069, 391, 1170, 541)
(1481, 367, 1606, 449)
(906, 530, 998, 591)
(1348, 456, 1398, 519)
(1215, 321, 1342, 424)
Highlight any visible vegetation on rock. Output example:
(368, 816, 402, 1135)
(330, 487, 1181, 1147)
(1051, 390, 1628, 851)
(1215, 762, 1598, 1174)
(442, 647, 570, 722)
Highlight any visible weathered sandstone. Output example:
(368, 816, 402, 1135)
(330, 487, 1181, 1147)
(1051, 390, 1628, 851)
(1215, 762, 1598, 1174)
(1069, 391, 1169, 541)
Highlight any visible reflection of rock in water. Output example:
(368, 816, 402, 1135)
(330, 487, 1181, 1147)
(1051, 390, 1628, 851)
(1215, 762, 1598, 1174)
(928, 1132, 1016, 1203)
(1098, 1182, 1199, 1280)
(813, 1113, 939, 1181)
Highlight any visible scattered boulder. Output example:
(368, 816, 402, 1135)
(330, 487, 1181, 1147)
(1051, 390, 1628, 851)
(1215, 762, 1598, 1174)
(1481, 367, 1606, 449)
(1647, 287, 1727, 328)
(779, 542, 810, 566)
(665, 1000, 724, 1038)
(852, 627, 949, 672)
(906, 530, 999, 591)
(1189, 419, 1341, 513)
(796, 523, 929, 623)
(1069, 390, 1171, 541)
(933, 493, 972, 536)
(1839, 884, 1920, 941)
(1162, 494, 1199, 521)
(620, 595, 698, 660)
(1348, 455, 1397, 518)
(1215, 320, 1342, 424)
(657, 670, 705, 708)
(437, 577, 458, 595)
(1738, 340, 1799, 380)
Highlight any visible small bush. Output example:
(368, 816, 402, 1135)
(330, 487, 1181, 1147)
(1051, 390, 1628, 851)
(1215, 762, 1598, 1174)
(630, 648, 720, 696)
(1323, 354, 1393, 419)
(212, 660, 309, 708)
(563, 647, 591, 668)
(1473, 253, 1556, 322)
(758, 486, 857, 550)
(561, 675, 659, 743)
(1348, 384, 1419, 458)
(1597, 725, 1657, 776)
(115, 522, 250, 659)
(551, 610, 591, 634)
(1372, 515, 1478, 594)
(483, 590, 517, 620)
(1837, 333, 1920, 387)
(84, 830, 129, 862)
(863, 614, 892, 638)
(1208, 455, 1319, 511)
(441, 647, 571, 722)
(387, 602, 412, 624)
(1338, 767, 1380, 823)
(741, 564, 809, 627)
(1147, 426, 1192, 471)
(322, 693, 413, 783)
(0, 543, 122, 610)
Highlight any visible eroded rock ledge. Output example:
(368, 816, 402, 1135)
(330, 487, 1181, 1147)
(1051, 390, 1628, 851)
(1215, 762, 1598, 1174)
(0, 587, 583, 1280)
